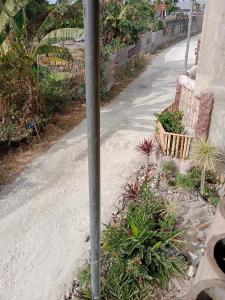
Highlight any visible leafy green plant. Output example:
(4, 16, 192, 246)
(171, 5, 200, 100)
(78, 183, 186, 299)
(156, 111, 184, 134)
(100, 0, 155, 46)
(40, 74, 85, 115)
(104, 37, 126, 54)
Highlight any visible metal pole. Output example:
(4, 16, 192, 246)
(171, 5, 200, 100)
(83, 1, 101, 300)
(184, 0, 195, 72)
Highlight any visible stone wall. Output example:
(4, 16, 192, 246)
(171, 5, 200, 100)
(174, 72, 213, 139)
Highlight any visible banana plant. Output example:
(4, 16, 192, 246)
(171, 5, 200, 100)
(0, 0, 84, 140)
(0, 0, 84, 62)
(0, 0, 30, 33)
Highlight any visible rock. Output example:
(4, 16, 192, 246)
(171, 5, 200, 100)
(84, 235, 90, 242)
(188, 251, 200, 267)
(187, 265, 196, 278)
(192, 242, 206, 249)
(197, 222, 209, 230)
(159, 181, 167, 192)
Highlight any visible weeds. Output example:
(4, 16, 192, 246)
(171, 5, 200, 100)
(162, 160, 178, 179)
(176, 173, 199, 190)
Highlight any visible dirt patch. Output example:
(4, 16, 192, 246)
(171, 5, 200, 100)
(0, 101, 86, 187)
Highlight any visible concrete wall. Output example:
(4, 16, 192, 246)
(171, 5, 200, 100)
(195, 0, 225, 148)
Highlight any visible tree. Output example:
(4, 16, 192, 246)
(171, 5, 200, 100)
(165, 0, 178, 14)
(101, 0, 155, 45)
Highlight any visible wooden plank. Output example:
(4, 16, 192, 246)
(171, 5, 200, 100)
(185, 137, 192, 159)
(170, 132, 193, 138)
(164, 134, 168, 153)
(175, 135, 180, 158)
(167, 134, 171, 156)
(180, 137, 184, 159)
(171, 135, 176, 157)
(183, 137, 188, 159)
(156, 119, 194, 159)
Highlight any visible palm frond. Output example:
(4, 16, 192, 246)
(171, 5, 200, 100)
(36, 44, 65, 55)
(0, 38, 10, 56)
(0, 0, 30, 33)
(36, 27, 84, 50)
(37, 0, 75, 37)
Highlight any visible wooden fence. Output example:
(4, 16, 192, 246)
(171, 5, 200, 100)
(156, 121, 193, 159)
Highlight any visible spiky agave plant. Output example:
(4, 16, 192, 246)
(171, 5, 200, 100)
(136, 138, 155, 167)
(191, 137, 220, 195)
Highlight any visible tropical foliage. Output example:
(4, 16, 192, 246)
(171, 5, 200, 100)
(101, 0, 155, 46)
(0, 0, 84, 143)
(78, 181, 186, 299)
(0, 0, 165, 146)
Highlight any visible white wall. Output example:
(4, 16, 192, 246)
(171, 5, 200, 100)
(177, 0, 206, 10)
(195, 0, 225, 148)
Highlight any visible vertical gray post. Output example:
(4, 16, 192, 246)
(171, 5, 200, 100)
(83, 1, 101, 300)
(184, 0, 195, 72)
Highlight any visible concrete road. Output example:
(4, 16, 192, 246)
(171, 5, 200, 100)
(0, 37, 198, 300)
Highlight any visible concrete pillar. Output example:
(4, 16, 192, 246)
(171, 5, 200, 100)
(195, 0, 225, 148)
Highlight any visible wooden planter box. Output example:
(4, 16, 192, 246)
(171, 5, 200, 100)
(155, 120, 193, 160)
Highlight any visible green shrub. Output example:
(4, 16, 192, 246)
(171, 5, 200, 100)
(162, 160, 178, 179)
(156, 111, 184, 134)
(176, 173, 197, 190)
(187, 167, 217, 188)
(188, 167, 201, 188)
(40, 76, 85, 115)
(78, 184, 186, 299)
(203, 186, 220, 207)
